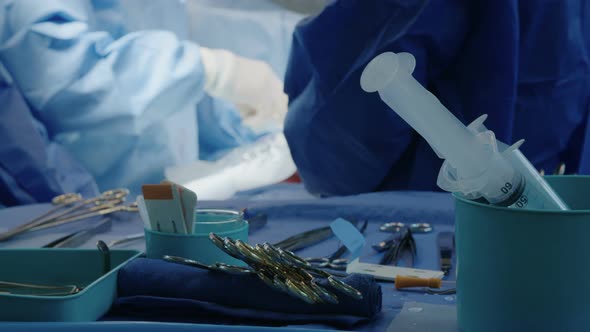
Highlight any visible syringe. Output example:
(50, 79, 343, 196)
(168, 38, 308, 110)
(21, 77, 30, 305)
(360, 52, 568, 210)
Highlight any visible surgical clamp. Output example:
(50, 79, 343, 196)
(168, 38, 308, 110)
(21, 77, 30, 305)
(374, 221, 430, 252)
(32, 202, 138, 231)
(166, 233, 364, 304)
(43, 218, 112, 248)
(271, 219, 362, 252)
(379, 228, 417, 266)
(304, 220, 368, 271)
(380, 222, 432, 233)
(0, 189, 130, 241)
(272, 226, 334, 252)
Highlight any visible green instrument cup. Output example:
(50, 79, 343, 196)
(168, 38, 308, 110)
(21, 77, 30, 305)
(145, 209, 248, 266)
(455, 175, 590, 332)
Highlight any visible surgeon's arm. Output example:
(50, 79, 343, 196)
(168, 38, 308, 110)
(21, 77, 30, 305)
(283, 0, 469, 196)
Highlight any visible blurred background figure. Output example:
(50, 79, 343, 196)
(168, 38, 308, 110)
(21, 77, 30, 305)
(0, 0, 323, 206)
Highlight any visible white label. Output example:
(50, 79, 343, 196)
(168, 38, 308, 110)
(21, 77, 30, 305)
(346, 259, 444, 281)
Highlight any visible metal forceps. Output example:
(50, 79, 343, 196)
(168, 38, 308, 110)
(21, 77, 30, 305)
(41, 188, 131, 223)
(304, 256, 348, 271)
(0, 189, 130, 241)
(42, 218, 112, 248)
(204, 233, 363, 304)
(32, 201, 138, 231)
(374, 221, 431, 252)
(41, 189, 128, 225)
(271, 219, 363, 253)
(379, 228, 417, 266)
(380, 222, 432, 233)
(304, 220, 368, 271)
(272, 226, 334, 252)
(0, 193, 82, 241)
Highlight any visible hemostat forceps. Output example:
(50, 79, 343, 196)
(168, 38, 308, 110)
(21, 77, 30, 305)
(43, 218, 112, 248)
(379, 228, 417, 266)
(0, 189, 131, 241)
(304, 220, 368, 271)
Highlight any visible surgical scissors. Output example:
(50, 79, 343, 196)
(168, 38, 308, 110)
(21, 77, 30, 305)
(304, 257, 348, 270)
(164, 255, 254, 275)
(42, 189, 130, 223)
(374, 221, 430, 252)
(204, 233, 363, 304)
(304, 220, 368, 271)
(32, 202, 138, 231)
(33, 193, 83, 224)
(0, 189, 131, 241)
(380, 222, 432, 233)
(36, 189, 128, 226)
(379, 228, 416, 266)
(42, 218, 112, 248)
(272, 226, 334, 252)
(0, 193, 82, 242)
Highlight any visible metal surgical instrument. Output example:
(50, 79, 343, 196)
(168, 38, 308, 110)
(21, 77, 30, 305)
(27, 193, 83, 225)
(375, 221, 430, 252)
(166, 232, 364, 304)
(39, 189, 128, 226)
(0, 193, 81, 241)
(97, 240, 111, 275)
(379, 228, 417, 266)
(438, 231, 455, 276)
(304, 220, 369, 271)
(32, 201, 138, 231)
(163, 255, 254, 275)
(43, 218, 112, 248)
(271, 219, 362, 252)
(380, 222, 432, 234)
(0, 189, 131, 241)
(107, 233, 145, 248)
(0, 280, 80, 296)
(272, 226, 334, 252)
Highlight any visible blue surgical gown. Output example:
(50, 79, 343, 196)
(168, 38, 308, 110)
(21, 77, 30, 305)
(0, 0, 282, 204)
(0, 71, 99, 206)
(284, 0, 590, 196)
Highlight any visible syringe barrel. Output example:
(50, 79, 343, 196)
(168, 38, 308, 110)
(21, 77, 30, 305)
(361, 52, 517, 203)
(362, 52, 568, 210)
(376, 63, 488, 178)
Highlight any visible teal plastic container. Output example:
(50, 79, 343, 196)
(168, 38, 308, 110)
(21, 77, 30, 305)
(455, 175, 590, 332)
(0, 248, 141, 321)
(145, 209, 248, 265)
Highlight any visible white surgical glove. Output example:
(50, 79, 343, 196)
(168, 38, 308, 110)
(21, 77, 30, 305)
(200, 47, 288, 131)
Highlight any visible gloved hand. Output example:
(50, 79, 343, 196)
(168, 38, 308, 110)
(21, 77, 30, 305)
(200, 47, 288, 131)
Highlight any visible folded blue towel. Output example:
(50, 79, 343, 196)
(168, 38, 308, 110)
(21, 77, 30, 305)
(110, 258, 382, 328)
